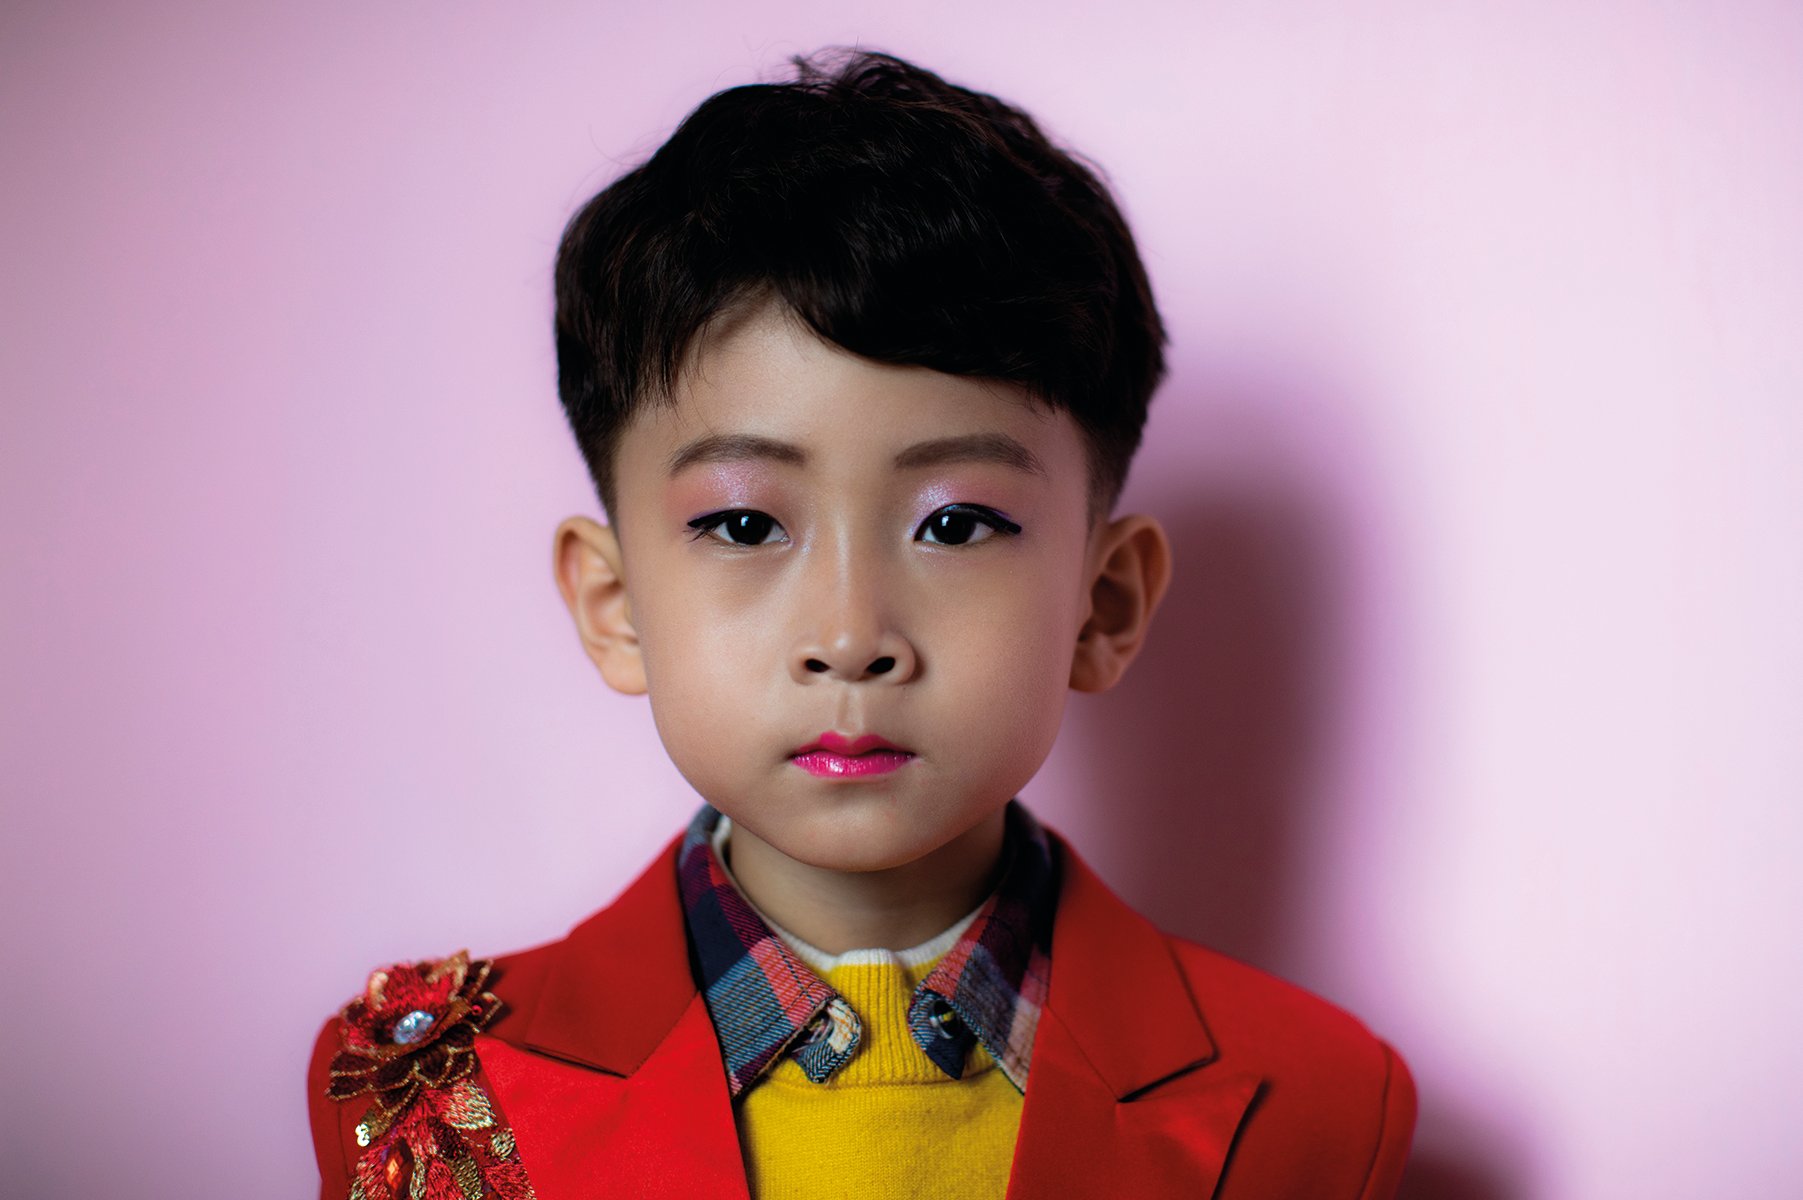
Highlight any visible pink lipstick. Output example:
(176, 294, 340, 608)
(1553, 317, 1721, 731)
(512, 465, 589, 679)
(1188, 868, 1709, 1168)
(790, 731, 916, 779)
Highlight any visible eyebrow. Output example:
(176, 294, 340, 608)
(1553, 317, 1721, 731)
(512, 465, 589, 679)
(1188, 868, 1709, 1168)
(895, 433, 1046, 477)
(666, 433, 806, 475)
(666, 431, 1046, 478)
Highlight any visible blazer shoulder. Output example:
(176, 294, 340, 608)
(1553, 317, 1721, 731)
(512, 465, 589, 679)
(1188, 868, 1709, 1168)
(304, 939, 568, 1199)
(1162, 935, 1418, 1199)
(1165, 935, 1388, 1064)
(306, 1009, 356, 1198)
(307, 836, 691, 1197)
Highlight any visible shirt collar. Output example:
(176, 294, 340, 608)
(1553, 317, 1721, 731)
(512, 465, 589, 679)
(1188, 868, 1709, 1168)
(707, 813, 989, 972)
(676, 799, 1057, 1098)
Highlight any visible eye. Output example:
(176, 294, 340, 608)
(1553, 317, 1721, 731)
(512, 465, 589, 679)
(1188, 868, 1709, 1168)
(915, 504, 1022, 546)
(687, 509, 788, 546)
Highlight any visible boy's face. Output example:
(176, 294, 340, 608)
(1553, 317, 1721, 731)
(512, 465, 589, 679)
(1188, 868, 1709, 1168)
(556, 300, 1166, 878)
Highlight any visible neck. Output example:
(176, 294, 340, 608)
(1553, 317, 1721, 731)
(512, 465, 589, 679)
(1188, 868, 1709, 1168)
(724, 809, 1009, 954)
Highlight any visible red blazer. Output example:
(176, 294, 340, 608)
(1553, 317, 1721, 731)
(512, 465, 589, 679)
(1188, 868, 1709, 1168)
(309, 827, 1416, 1198)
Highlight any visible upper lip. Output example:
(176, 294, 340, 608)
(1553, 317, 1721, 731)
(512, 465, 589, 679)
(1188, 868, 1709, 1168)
(792, 731, 911, 756)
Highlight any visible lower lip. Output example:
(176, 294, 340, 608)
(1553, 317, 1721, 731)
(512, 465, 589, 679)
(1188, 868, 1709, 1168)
(790, 750, 916, 778)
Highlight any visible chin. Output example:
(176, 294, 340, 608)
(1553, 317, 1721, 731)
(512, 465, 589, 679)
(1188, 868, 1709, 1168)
(780, 825, 937, 875)
(783, 799, 999, 876)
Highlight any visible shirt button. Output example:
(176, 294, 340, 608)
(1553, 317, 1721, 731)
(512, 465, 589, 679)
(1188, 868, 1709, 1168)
(928, 998, 963, 1039)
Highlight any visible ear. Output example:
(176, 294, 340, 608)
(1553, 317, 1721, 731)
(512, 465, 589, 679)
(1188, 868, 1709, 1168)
(1069, 512, 1173, 693)
(552, 516, 647, 695)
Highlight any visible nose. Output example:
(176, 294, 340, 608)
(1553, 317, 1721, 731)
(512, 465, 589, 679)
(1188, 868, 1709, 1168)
(789, 546, 919, 685)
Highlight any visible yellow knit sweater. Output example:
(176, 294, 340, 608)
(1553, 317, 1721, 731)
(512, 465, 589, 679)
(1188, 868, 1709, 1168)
(735, 945, 1024, 1200)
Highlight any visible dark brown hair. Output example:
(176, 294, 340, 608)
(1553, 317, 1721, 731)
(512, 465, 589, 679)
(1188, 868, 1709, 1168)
(553, 48, 1167, 521)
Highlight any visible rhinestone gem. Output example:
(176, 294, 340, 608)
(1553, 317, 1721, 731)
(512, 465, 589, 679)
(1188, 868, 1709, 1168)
(391, 1009, 437, 1045)
(384, 1140, 414, 1195)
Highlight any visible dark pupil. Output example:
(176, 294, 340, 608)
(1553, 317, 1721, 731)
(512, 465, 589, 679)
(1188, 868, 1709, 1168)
(929, 510, 978, 545)
(725, 512, 774, 544)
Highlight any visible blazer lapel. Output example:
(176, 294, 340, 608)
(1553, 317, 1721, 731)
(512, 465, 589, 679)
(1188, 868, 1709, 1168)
(1004, 834, 1262, 1199)
(478, 999, 747, 1200)
(480, 838, 752, 1200)
(470, 827, 1257, 1199)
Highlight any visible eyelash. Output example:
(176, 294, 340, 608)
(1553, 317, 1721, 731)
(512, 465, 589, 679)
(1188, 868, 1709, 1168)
(686, 503, 1023, 547)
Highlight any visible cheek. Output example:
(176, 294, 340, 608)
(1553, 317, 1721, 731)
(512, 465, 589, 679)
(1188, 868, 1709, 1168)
(928, 550, 1086, 735)
(629, 569, 776, 778)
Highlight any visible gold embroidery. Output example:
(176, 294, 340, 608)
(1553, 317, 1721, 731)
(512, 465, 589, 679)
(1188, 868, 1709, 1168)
(326, 953, 536, 1200)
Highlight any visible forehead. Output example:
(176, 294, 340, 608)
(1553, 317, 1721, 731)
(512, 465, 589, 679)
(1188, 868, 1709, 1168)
(614, 300, 1091, 496)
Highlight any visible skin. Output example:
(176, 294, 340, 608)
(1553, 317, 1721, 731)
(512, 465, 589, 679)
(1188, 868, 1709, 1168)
(553, 298, 1171, 953)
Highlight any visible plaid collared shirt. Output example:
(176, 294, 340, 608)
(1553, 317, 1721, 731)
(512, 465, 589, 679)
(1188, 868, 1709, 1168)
(676, 799, 1058, 1099)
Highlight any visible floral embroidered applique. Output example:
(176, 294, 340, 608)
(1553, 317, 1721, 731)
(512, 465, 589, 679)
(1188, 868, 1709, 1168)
(326, 950, 536, 1200)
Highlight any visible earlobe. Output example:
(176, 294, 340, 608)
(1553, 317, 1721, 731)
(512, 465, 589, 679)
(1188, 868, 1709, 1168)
(1069, 513, 1173, 693)
(552, 516, 647, 695)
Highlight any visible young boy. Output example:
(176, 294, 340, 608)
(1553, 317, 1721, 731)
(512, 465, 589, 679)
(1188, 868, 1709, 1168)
(308, 49, 1416, 1200)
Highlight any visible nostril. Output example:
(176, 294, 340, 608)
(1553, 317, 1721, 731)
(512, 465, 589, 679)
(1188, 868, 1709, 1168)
(868, 656, 895, 675)
(804, 658, 830, 673)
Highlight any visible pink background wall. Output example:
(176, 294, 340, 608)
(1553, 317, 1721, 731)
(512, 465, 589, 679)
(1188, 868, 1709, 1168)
(4, 3, 1799, 1196)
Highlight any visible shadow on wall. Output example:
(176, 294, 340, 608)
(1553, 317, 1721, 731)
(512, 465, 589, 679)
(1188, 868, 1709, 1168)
(1398, 1096, 1534, 1200)
(1399, 1151, 1519, 1200)
(1063, 451, 1344, 978)
(1056, 381, 1529, 1199)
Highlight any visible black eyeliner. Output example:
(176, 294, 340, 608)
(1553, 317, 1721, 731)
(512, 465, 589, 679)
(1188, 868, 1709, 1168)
(940, 503, 1022, 535)
(685, 511, 726, 540)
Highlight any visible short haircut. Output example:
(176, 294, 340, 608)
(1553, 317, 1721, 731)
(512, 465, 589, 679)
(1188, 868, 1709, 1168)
(553, 48, 1168, 523)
